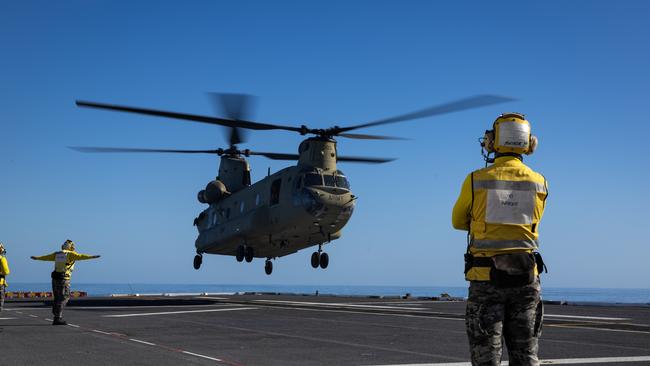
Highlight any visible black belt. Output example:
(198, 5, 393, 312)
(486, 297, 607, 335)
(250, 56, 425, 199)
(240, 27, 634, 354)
(471, 257, 493, 267)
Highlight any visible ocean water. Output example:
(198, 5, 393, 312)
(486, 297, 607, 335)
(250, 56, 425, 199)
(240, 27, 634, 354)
(8, 283, 650, 304)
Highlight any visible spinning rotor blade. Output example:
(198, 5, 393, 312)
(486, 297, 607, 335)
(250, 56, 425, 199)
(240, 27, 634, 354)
(75, 100, 303, 133)
(247, 151, 299, 160)
(209, 93, 257, 146)
(250, 151, 394, 164)
(69, 146, 222, 154)
(336, 95, 515, 133)
(337, 156, 395, 164)
(338, 133, 408, 140)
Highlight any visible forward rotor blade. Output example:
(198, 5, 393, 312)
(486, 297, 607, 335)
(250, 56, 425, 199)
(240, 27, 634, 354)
(75, 100, 303, 133)
(337, 156, 395, 164)
(69, 146, 221, 154)
(337, 94, 515, 133)
(338, 133, 408, 140)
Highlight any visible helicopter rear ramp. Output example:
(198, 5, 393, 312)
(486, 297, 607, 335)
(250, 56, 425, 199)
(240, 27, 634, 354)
(2, 294, 649, 365)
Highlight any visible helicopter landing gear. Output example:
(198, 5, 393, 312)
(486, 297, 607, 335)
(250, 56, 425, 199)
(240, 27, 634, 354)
(193, 254, 203, 270)
(311, 252, 320, 268)
(244, 246, 254, 263)
(236, 245, 245, 262)
(319, 252, 329, 269)
(264, 259, 273, 275)
(311, 244, 329, 269)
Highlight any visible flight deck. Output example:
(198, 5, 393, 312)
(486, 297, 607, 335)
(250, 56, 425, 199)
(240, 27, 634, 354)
(1, 294, 649, 365)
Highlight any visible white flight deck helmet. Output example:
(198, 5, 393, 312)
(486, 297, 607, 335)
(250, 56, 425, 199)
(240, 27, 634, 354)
(0, 242, 5, 255)
(480, 112, 537, 162)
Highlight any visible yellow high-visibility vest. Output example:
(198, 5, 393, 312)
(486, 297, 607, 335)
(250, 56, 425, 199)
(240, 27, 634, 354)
(453, 156, 548, 281)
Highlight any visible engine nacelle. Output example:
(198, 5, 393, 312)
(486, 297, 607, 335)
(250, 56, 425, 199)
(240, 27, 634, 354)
(197, 180, 229, 204)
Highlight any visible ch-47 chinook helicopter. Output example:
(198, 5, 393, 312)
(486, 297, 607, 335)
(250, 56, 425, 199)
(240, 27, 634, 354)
(73, 93, 511, 275)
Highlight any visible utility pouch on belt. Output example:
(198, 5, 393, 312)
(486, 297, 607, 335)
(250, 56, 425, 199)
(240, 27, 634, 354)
(51, 271, 64, 280)
(534, 252, 547, 274)
(490, 252, 535, 288)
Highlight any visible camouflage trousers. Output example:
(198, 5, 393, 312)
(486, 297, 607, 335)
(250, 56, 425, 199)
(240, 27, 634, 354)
(466, 278, 543, 366)
(0, 285, 5, 312)
(51, 278, 71, 319)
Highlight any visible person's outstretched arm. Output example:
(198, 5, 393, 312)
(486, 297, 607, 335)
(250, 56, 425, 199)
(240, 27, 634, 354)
(70, 252, 101, 261)
(31, 253, 56, 261)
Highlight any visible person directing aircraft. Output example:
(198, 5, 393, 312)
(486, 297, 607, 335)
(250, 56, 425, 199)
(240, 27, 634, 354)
(31, 240, 100, 325)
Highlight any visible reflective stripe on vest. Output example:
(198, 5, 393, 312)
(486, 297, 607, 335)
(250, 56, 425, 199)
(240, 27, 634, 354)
(471, 238, 539, 250)
(473, 180, 547, 193)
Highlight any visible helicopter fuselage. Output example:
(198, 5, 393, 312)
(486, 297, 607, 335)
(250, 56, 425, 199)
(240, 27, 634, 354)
(194, 138, 355, 259)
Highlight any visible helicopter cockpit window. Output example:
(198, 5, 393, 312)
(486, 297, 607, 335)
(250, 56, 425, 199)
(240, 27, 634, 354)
(303, 173, 322, 186)
(335, 176, 350, 190)
(323, 175, 336, 187)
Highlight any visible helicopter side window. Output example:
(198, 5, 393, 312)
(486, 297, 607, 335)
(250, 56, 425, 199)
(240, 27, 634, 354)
(304, 173, 322, 186)
(323, 175, 336, 187)
(335, 176, 350, 190)
(270, 179, 281, 205)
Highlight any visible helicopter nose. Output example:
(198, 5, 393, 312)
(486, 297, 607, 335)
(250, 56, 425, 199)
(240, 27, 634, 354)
(299, 188, 355, 217)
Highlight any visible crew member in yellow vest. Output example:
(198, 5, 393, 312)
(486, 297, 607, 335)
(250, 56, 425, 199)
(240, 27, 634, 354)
(0, 242, 10, 312)
(31, 240, 100, 325)
(452, 113, 548, 366)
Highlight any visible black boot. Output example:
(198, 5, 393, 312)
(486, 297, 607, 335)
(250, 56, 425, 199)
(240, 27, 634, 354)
(52, 317, 67, 325)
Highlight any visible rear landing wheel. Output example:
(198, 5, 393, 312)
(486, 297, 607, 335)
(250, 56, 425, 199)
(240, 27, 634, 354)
(236, 245, 245, 262)
(319, 252, 329, 269)
(310, 252, 320, 268)
(264, 260, 273, 275)
(244, 246, 254, 263)
(193, 254, 202, 270)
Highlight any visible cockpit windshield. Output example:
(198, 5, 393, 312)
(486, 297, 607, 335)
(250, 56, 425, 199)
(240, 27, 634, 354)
(324, 175, 336, 187)
(335, 175, 350, 190)
(304, 173, 323, 186)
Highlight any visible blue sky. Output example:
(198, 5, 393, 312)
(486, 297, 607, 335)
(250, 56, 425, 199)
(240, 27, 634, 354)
(1, 1, 648, 288)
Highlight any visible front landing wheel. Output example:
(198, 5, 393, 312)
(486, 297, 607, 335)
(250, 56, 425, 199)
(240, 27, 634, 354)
(193, 254, 203, 270)
(265, 260, 273, 275)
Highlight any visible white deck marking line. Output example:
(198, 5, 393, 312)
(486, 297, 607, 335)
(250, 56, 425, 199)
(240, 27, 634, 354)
(547, 324, 650, 335)
(545, 314, 629, 321)
(285, 306, 464, 321)
(367, 355, 650, 365)
(129, 338, 156, 346)
(92, 329, 111, 335)
(102, 306, 256, 318)
(249, 299, 427, 311)
(28, 314, 38, 318)
(0, 317, 17, 320)
(181, 350, 223, 362)
(45, 318, 53, 322)
(67, 324, 80, 328)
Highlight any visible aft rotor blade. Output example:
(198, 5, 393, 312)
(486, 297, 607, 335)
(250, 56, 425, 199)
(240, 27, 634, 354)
(337, 156, 395, 164)
(209, 93, 257, 146)
(69, 146, 222, 154)
(248, 151, 299, 160)
(338, 133, 408, 140)
(75, 100, 303, 133)
(337, 95, 515, 133)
